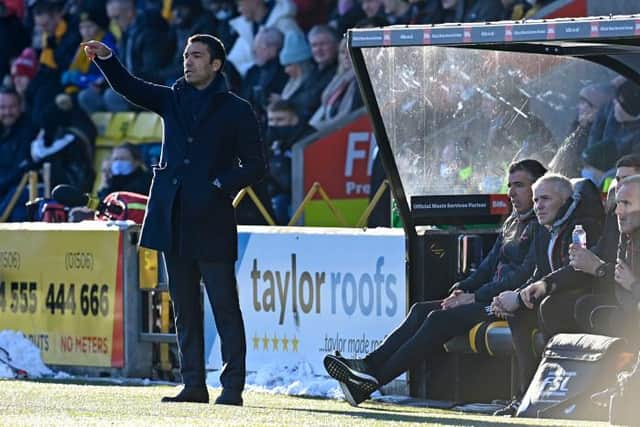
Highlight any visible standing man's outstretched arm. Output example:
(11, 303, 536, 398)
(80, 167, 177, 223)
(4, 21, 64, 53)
(82, 40, 170, 114)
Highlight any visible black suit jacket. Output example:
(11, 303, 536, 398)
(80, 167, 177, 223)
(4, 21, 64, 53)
(95, 55, 267, 261)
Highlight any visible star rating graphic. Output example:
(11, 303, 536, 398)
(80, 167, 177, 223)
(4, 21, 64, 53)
(252, 333, 299, 352)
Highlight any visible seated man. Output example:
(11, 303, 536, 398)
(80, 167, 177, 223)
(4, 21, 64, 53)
(323, 159, 547, 406)
(491, 174, 604, 416)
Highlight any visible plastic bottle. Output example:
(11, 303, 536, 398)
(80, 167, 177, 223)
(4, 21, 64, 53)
(572, 224, 587, 248)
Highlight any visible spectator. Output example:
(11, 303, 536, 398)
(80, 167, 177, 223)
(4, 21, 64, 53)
(587, 79, 640, 168)
(200, 0, 237, 50)
(491, 175, 604, 416)
(440, 0, 505, 23)
(30, 94, 96, 193)
(305, 25, 339, 120)
(323, 159, 547, 406)
(0, 0, 30, 80)
(291, 0, 332, 32)
(240, 26, 287, 124)
(383, 0, 412, 24)
(274, 30, 316, 121)
(265, 99, 314, 224)
(407, 0, 443, 24)
(97, 141, 152, 199)
(9, 48, 39, 109)
(62, 7, 117, 94)
(309, 38, 363, 131)
(328, 0, 365, 36)
(228, 0, 300, 77)
(361, 0, 384, 18)
(0, 88, 37, 221)
(549, 82, 615, 178)
(33, 0, 81, 74)
(578, 141, 618, 190)
(79, 0, 172, 112)
(151, 0, 216, 85)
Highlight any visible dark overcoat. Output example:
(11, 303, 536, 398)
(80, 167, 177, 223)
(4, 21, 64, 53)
(95, 55, 266, 261)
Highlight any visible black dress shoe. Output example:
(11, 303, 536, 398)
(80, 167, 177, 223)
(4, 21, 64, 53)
(214, 390, 243, 406)
(161, 386, 209, 403)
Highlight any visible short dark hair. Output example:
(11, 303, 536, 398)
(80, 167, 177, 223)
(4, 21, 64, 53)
(0, 86, 21, 101)
(267, 99, 298, 115)
(187, 34, 226, 67)
(616, 153, 640, 170)
(508, 159, 547, 182)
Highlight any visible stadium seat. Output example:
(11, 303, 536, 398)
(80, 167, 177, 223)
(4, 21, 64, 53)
(90, 112, 113, 137)
(96, 111, 136, 147)
(126, 112, 162, 144)
(92, 146, 113, 194)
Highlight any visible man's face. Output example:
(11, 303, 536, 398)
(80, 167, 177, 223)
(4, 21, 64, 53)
(361, 0, 382, 17)
(267, 110, 297, 127)
(79, 20, 100, 41)
(616, 166, 640, 184)
(0, 93, 21, 128)
(183, 41, 220, 87)
(34, 11, 62, 34)
(534, 181, 568, 226)
(107, 1, 134, 31)
(507, 170, 534, 214)
(253, 33, 277, 66)
(616, 183, 640, 234)
(577, 97, 597, 126)
(309, 32, 338, 68)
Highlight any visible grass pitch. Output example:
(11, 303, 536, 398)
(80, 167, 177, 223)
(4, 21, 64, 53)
(0, 380, 608, 426)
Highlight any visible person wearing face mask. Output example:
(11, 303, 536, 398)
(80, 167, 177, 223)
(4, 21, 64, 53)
(265, 99, 313, 224)
(98, 142, 152, 199)
(588, 79, 640, 168)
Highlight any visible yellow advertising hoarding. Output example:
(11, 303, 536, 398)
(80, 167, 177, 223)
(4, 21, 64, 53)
(0, 223, 124, 367)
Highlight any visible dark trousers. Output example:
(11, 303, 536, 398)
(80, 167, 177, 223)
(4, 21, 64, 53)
(364, 300, 490, 385)
(574, 293, 638, 345)
(509, 291, 583, 396)
(164, 253, 246, 391)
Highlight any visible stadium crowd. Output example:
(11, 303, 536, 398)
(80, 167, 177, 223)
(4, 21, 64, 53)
(0, 0, 555, 223)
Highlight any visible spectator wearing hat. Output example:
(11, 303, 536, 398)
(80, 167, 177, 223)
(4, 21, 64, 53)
(10, 48, 39, 109)
(588, 79, 640, 168)
(62, 8, 117, 94)
(272, 30, 317, 122)
(228, 0, 300, 77)
(149, 0, 215, 85)
(309, 37, 363, 131)
(240, 26, 288, 127)
(0, 0, 30, 80)
(580, 140, 619, 191)
(549, 82, 616, 178)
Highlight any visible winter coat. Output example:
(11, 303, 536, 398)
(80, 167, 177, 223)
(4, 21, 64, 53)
(95, 55, 267, 261)
(228, 0, 300, 76)
(526, 179, 605, 290)
(588, 102, 640, 167)
(97, 166, 152, 200)
(0, 116, 37, 196)
(615, 230, 640, 313)
(121, 11, 173, 83)
(455, 209, 540, 304)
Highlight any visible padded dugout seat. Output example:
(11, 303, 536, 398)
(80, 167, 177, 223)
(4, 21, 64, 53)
(444, 320, 545, 356)
(126, 112, 162, 143)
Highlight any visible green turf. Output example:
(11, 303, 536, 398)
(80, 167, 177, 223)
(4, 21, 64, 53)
(0, 380, 608, 426)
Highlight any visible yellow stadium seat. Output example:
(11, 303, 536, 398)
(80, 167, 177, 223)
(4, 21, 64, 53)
(90, 112, 113, 136)
(95, 111, 136, 147)
(126, 112, 162, 144)
(92, 146, 113, 194)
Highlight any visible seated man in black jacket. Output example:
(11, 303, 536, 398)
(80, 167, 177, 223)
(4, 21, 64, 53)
(323, 159, 547, 406)
(491, 174, 604, 416)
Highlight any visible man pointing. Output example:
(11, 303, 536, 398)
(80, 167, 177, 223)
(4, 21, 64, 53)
(84, 35, 266, 405)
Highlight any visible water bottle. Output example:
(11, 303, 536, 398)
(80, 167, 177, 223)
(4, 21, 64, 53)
(572, 224, 587, 248)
